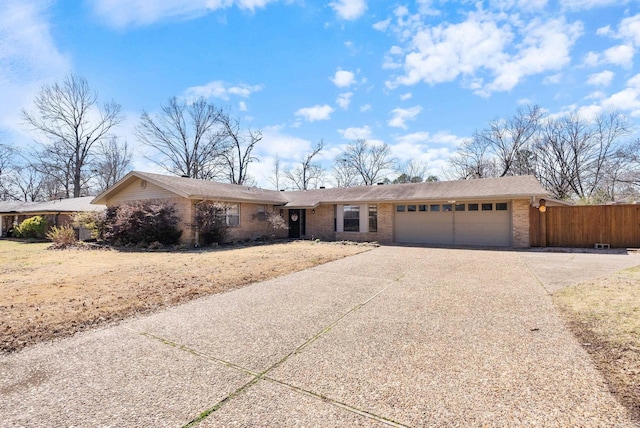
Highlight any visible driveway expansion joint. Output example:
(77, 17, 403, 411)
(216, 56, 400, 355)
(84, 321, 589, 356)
(135, 279, 405, 427)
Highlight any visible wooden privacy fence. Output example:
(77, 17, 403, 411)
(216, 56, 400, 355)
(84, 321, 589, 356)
(530, 204, 640, 248)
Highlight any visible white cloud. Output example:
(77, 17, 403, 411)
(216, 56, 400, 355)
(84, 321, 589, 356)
(388, 106, 422, 129)
(583, 45, 634, 69)
(373, 18, 391, 32)
(257, 124, 314, 160)
(0, 0, 70, 136)
(89, 0, 277, 27)
(586, 70, 614, 86)
(560, 0, 624, 10)
(360, 104, 372, 112)
(336, 92, 353, 109)
(386, 10, 582, 97)
(329, 0, 367, 21)
(583, 51, 601, 67)
(331, 69, 356, 87)
(238, 101, 248, 111)
(389, 130, 463, 177)
(182, 81, 263, 101)
(400, 92, 412, 100)
(388, 16, 513, 88)
(619, 14, 640, 46)
(294, 104, 334, 121)
(481, 18, 583, 95)
(603, 44, 634, 68)
(338, 126, 372, 140)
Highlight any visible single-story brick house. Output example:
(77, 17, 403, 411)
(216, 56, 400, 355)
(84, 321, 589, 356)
(92, 171, 549, 248)
(0, 197, 102, 239)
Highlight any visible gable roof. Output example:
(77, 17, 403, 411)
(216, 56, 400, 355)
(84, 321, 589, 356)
(92, 171, 288, 205)
(92, 171, 548, 208)
(0, 197, 102, 214)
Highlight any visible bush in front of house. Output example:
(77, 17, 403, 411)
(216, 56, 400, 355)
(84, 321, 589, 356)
(73, 211, 103, 240)
(46, 225, 77, 247)
(195, 202, 229, 246)
(103, 201, 182, 246)
(15, 216, 48, 239)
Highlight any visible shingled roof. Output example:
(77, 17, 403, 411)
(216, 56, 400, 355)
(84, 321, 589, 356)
(281, 175, 548, 208)
(0, 197, 102, 214)
(92, 172, 548, 207)
(92, 171, 288, 205)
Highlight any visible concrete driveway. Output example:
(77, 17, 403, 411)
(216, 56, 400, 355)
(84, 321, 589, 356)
(1, 247, 639, 427)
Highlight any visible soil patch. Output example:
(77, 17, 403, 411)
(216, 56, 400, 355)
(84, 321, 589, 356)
(554, 267, 640, 422)
(0, 240, 372, 353)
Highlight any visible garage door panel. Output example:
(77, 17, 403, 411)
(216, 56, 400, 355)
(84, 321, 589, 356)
(395, 212, 453, 244)
(394, 204, 511, 247)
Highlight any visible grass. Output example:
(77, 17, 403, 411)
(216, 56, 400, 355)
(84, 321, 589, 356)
(0, 240, 372, 353)
(554, 266, 640, 421)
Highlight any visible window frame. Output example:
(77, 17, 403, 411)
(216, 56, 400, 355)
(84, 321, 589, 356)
(343, 205, 360, 232)
(368, 205, 378, 233)
(225, 203, 240, 227)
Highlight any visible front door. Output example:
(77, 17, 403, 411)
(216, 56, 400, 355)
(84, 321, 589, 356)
(288, 209, 301, 238)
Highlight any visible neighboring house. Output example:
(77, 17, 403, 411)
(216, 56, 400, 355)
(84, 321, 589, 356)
(92, 171, 549, 248)
(0, 197, 103, 239)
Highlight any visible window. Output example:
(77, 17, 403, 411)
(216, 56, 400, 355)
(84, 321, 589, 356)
(418, 204, 427, 212)
(343, 205, 360, 232)
(430, 204, 440, 212)
(455, 203, 465, 211)
(225, 204, 240, 226)
(255, 205, 267, 221)
(496, 202, 508, 211)
(369, 205, 377, 233)
(443, 204, 453, 212)
(408, 205, 417, 212)
(482, 203, 493, 211)
(468, 203, 479, 211)
(396, 205, 406, 212)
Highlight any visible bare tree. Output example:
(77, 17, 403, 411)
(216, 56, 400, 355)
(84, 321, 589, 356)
(480, 105, 542, 177)
(337, 139, 395, 185)
(285, 140, 325, 190)
(5, 168, 46, 202)
(534, 111, 631, 200)
(31, 140, 76, 198)
(0, 144, 16, 200)
(269, 155, 284, 190)
(93, 137, 132, 192)
(331, 157, 361, 188)
(394, 159, 428, 183)
(219, 115, 260, 185)
(448, 137, 497, 179)
(22, 74, 123, 197)
(137, 97, 227, 180)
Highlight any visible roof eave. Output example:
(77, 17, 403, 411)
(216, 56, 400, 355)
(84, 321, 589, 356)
(190, 195, 288, 205)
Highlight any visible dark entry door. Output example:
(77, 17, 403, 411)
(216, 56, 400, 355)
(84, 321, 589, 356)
(288, 209, 301, 238)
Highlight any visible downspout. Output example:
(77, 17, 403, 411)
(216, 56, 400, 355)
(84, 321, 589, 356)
(194, 199, 208, 247)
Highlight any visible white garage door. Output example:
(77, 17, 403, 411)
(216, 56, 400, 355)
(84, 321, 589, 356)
(394, 202, 511, 247)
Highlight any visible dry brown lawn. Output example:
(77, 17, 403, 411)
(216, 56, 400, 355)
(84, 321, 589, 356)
(554, 266, 640, 421)
(0, 240, 372, 353)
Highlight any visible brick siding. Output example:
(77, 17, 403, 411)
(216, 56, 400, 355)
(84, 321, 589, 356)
(511, 199, 530, 248)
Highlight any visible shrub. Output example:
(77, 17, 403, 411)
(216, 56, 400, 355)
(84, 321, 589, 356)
(46, 225, 77, 247)
(15, 216, 48, 239)
(102, 201, 182, 246)
(195, 202, 229, 246)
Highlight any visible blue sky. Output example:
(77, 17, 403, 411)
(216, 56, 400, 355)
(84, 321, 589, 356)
(2, 0, 640, 188)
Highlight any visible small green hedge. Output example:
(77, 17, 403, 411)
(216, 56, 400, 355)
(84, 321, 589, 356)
(15, 216, 48, 239)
